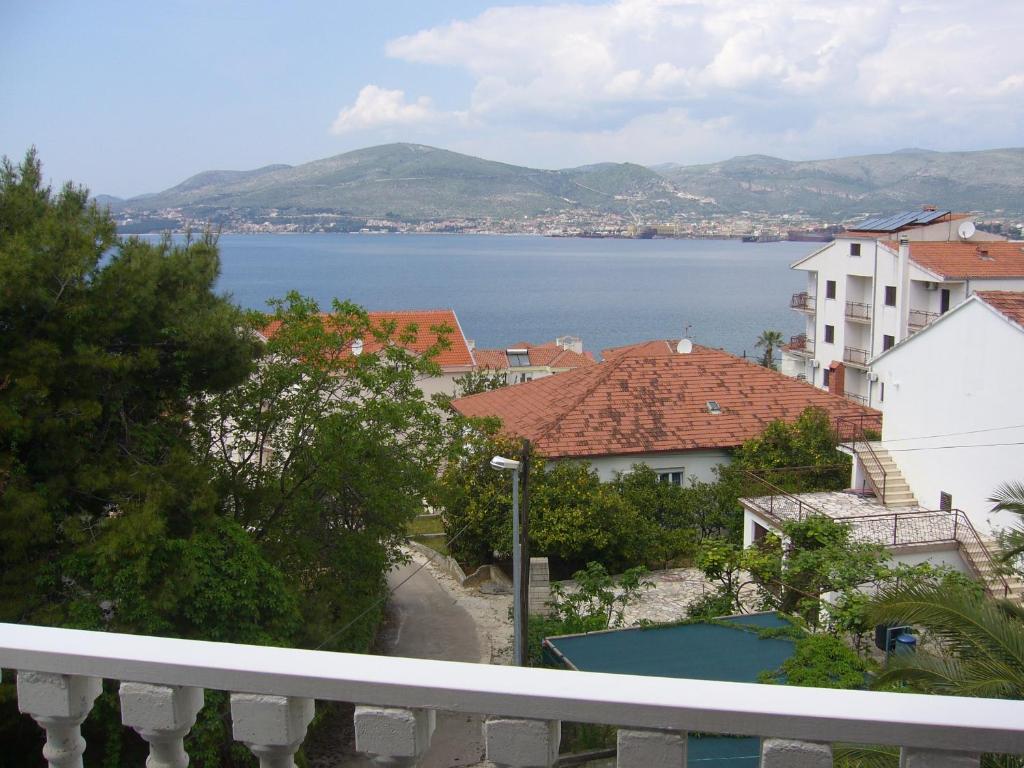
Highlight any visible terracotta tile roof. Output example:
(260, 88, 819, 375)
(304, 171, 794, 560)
(261, 309, 475, 369)
(473, 341, 596, 370)
(882, 241, 1024, 279)
(976, 291, 1024, 326)
(452, 342, 881, 459)
(473, 349, 510, 369)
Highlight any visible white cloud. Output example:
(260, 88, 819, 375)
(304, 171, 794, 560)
(330, 85, 440, 134)
(340, 0, 1024, 161)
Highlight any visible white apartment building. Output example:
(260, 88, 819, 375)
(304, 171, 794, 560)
(782, 209, 1024, 408)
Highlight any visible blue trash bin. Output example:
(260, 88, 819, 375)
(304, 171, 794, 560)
(894, 633, 917, 654)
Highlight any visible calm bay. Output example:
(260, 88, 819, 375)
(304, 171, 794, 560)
(201, 233, 812, 357)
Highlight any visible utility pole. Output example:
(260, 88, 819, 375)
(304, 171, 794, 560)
(517, 440, 531, 667)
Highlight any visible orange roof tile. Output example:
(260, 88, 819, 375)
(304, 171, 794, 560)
(453, 342, 880, 459)
(976, 291, 1024, 326)
(262, 309, 475, 369)
(884, 241, 1024, 279)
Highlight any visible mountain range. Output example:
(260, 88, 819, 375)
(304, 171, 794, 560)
(102, 143, 1024, 222)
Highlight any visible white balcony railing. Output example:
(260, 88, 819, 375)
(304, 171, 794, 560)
(3, 622, 1024, 767)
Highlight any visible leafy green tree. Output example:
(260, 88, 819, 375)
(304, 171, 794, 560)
(527, 562, 652, 666)
(452, 368, 508, 397)
(0, 150, 264, 628)
(731, 406, 851, 491)
(194, 293, 456, 651)
(755, 329, 785, 369)
(0, 150, 295, 765)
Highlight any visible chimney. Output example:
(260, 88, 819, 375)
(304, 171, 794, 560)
(829, 362, 845, 397)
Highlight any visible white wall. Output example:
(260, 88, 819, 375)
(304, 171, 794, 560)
(874, 298, 1024, 532)
(583, 449, 732, 484)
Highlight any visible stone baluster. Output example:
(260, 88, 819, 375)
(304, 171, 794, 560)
(485, 717, 560, 768)
(354, 705, 436, 766)
(616, 728, 687, 767)
(900, 748, 981, 767)
(16, 671, 102, 768)
(761, 738, 833, 767)
(119, 683, 204, 768)
(230, 694, 314, 768)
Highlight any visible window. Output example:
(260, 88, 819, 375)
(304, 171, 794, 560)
(658, 470, 685, 487)
(823, 369, 831, 387)
(824, 324, 835, 343)
(880, 382, 885, 402)
(884, 286, 897, 307)
(850, 243, 861, 256)
(939, 492, 953, 511)
(826, 280, 836, 299)
(883, 334, 895, 351)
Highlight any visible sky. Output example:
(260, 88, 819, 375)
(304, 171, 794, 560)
(2, 0, 1022, 198)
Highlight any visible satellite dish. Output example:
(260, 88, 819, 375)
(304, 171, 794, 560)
(676, 338, 693, 354)
(958, 221, 976, 240)
(351, 338, 364, 356)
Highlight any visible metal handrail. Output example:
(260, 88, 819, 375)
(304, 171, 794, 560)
(788, 333, 814, 355)
(845, 301, 872, 321)
(740, 470, 826, 523)
(790, 292, 815, 311)
(834, 416, 886, 505)
(843, 346, 871, 366)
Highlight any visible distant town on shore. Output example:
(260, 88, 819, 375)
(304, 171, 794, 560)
(101, 143, 1024, 240)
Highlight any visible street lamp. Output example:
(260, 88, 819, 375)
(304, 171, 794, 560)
(490, 455, 522, 665)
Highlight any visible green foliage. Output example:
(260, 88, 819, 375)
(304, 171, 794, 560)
(452, 368, 508, 397)
(440, 439, 709, 573)
(731, 406, 851, 491)
(527, 561, 652, 666)
(194, 293, 456, 651)
(0, 151, 454, 763)
(548, 562, 653, 634)
(869, 581, 1024, 699)
(760, 633, 871, 689)
(990, 480, 1024, 566)
(0, 149, 261, 628)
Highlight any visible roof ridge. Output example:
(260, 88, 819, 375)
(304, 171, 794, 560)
(531, 354, 630, 448)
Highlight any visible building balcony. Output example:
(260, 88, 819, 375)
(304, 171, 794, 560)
(790, 291, 815, 312)
(843, 346, 871, 369)
(844, 301, 872, 323)
(786, 334, 815, 357)
(2, 622, 1022, 767)
(908, 308, 942, 334)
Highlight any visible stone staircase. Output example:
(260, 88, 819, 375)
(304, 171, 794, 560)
(853, 442, 918, 507)
(958, 532, 1024, 602)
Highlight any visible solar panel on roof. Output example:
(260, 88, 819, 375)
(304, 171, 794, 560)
(915, 209, 950, 224)
(853, 209, 950, 232)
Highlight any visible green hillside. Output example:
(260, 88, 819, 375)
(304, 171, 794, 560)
(112, 143, 1024, 221)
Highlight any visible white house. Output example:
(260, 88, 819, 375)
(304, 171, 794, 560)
(783, 211, 1024, 408)
(453, 339, 878, 485)
(868, 290, 1024, 532)
(749, 290, 1024, 600)
(472, 336, 595, 385)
